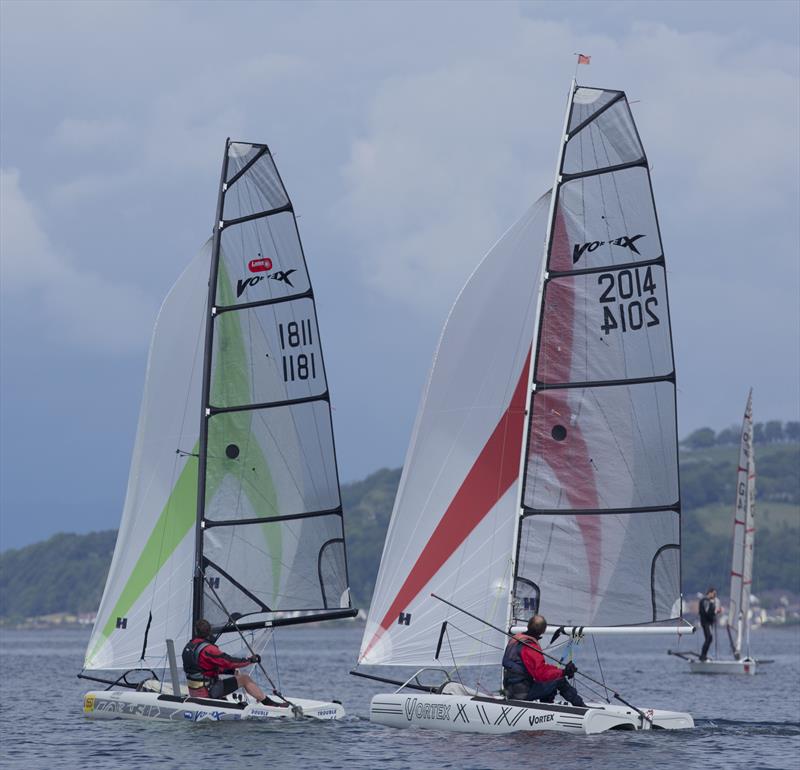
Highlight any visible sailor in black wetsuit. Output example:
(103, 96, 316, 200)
(698, 587, 720, 661)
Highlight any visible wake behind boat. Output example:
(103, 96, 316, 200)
(80, 139, 357, 723)
(352, 79, 694, 735)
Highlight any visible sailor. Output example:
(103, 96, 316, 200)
(502, 615, 586, 708)
(182, 618, 285, 706)
(698, 587, 721, 661)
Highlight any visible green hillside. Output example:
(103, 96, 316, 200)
(1, 437, 797, 622)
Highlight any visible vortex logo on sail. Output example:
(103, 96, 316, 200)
(572, 234, 645, 264)
(237, 254, 297, 298)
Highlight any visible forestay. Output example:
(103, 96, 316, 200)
(197, 141, 351, 633)
(513, 86, 682, 629)
(85, 245, 209, 670)
(359, 194, 552, 667)
(728, 390, 755, 657)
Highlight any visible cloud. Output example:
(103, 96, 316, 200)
(338, 14, 799, 311)
(0, 168, 157, 352)
(52, 117, 133, 151)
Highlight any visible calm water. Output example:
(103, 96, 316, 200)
(1, 624, 798, 769)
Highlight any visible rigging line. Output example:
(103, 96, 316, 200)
(591, 634, 611, 703)
(444, 627, 466, 690)
(432, 592, 654, 726)
(201, 572, 303, 716)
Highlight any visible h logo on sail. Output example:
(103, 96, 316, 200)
(398, 612, 412, 626)
(115, 617, 127, 629)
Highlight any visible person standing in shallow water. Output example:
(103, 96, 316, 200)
(502, 614, 586, 707)
(182, 618, 286, 706)
(698, 587, 721, 661)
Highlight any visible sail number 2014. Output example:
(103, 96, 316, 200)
(278, 319, 317, 382)
(597, 266, 659, 335)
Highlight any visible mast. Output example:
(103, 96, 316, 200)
(192, 138, 231, 625)
(506, 79, 576, 633)
(729, 390, 755, 658)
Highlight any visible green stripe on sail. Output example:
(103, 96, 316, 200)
(90, 243, 286, 664)
(87, 451, 198, 665)
(209, 258, 281, 596)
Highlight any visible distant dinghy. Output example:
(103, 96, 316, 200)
(351, 80, 695, 735)
(80, 140, 357, 723)
(673, 391, 766, 675)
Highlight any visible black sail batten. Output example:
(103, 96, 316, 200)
(191, 139, 354, 631)
(509, 84, 684, 631)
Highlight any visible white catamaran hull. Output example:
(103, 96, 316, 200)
(370, 693, 693, 734)
(688, 658, 758, 675)
(83, 689, 344, 722)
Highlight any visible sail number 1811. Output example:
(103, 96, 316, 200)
(278, 319, 317, 382)
(597, 266, 660, 335)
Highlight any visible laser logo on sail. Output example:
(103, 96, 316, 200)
(572, 234, 645, 264)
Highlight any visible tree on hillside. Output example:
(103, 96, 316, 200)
(682, 427, 716, 449)
(715, 426, 739, 446)
(754, 423, 765, 444)
(786, 422, 800, 442)
(764, 420, 784, 443)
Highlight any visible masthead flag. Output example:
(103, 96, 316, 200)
(577, 54, 591, 65)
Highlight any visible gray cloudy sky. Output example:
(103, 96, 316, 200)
(1, 0, 798, 550)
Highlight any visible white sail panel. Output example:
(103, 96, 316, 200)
(514, 85, 681, 629)
(536, 267, 672, 383)
(524, 383, 678, 510)
(551, 167, 662, 272)
(563, 97, 643, 175)
(85, 245, 209, 670)
(515, 511, 680, 626)
(359, 195, 551, 667)
(728, 390, 755, 657)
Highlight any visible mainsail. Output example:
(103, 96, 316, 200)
(513, 85, 682, 629)
(195, 141, 352, 634)
(359, 82, 684, 671)
(727, 390, 755, 659)
(85, 140, 354, 672)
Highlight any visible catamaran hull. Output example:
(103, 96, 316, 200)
(370, 693, 693, 734)
(83, 690, 345, 722)
(688, 658, 757, 675)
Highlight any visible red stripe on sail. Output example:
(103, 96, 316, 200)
(532, 209, 601, 596)
(361, 351, 532, 660)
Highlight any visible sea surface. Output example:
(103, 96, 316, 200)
(1, 624, 798, 770)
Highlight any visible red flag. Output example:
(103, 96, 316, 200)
(577, 54, 591, 65)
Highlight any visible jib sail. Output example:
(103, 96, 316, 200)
(85, 245, 209, 670)
(358, 194, 552, 666)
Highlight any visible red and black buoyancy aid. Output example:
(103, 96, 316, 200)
(182, 638, 213, 688)
(502, 633, 537, 686)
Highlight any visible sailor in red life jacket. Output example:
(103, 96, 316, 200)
(502, 615, 586, 707)
(182, 618, 287, 706)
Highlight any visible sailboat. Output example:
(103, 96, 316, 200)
(686, 390, 760, 675)
(80, 139, 357, 722)
(352, 81, 695, 734)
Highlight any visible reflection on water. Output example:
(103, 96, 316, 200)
(0, 625, 798, 769)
